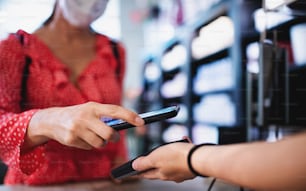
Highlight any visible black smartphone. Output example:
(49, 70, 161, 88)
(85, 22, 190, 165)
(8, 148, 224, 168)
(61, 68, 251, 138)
(111, 138, 189, 180)
(103, 105, 180, 131)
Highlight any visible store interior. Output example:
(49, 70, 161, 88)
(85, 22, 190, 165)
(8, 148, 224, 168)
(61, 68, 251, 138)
(120, 0, 306, 156)
(0, 0, 306, 188)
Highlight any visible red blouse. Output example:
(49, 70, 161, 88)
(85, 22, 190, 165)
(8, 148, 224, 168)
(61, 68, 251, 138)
(0, 30, 127, 185)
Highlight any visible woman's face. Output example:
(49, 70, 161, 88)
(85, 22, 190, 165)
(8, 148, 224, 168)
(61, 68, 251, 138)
(59, 0, 109, 28)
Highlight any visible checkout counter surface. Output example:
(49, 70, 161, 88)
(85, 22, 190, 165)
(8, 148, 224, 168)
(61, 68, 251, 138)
(0, 178, 209, 191)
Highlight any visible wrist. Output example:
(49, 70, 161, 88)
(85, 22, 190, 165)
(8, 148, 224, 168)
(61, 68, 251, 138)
(23, 110, 50, 149)
(187, 143, 216, 177)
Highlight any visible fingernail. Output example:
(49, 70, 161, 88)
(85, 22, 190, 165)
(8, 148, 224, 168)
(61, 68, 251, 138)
(102, 140, 108, 147)
(131, 160, 137, 169)
(112, 132, 120, 142)
(135, 117, 144, 125)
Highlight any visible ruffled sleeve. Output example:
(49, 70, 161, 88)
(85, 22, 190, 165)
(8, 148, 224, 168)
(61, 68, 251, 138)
(0, 32, 41, 182)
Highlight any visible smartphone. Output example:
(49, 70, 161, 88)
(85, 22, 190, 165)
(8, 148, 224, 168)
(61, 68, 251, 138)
(103, 105, 180, 131)
(111, 138, 189, 180)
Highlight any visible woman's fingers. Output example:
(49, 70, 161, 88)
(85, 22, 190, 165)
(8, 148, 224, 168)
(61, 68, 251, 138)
(77, 102, 144, 144)
(66, 137, 94, 150)
(69, 102, 144, 148)
(28, 102, 145, 150)
(80, 116, 120, 143)
(92, 103, 144, 127)
(77, 126, 107, 148)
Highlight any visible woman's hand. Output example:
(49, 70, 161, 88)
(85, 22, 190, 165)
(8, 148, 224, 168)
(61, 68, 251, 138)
(132, 142, 196, 183)
(22, 102, 144, 151)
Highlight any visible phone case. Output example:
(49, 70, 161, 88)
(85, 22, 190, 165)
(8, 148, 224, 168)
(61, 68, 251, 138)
(104, 105, 180, 131)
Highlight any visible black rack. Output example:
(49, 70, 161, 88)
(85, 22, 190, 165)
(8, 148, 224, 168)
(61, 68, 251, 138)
(253, 0, 306, 139)
(139, 0, 262, 149)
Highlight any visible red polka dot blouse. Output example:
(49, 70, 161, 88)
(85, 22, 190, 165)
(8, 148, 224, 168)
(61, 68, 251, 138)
(0, 30, 127, 185)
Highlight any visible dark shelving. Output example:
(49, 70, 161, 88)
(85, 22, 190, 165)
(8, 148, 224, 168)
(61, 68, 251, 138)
(139, 0, 264, 148)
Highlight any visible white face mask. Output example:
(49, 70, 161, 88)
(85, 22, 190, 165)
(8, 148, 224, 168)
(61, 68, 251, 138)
(59, 0, 109, 27)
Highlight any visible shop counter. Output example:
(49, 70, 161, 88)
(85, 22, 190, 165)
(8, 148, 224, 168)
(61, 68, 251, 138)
(0, 178, 209, 191)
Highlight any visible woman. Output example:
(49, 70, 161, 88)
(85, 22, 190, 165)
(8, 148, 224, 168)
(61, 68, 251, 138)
(0, 0, 144, 185)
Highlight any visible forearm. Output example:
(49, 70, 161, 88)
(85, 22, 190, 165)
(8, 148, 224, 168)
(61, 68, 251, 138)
(192, 133, 306, 190)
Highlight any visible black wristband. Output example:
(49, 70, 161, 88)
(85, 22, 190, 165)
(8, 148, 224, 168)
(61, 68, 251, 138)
(187, 143, 216, 177)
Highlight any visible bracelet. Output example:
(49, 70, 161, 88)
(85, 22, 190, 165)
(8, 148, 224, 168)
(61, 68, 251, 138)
(187, 143, 216, 177)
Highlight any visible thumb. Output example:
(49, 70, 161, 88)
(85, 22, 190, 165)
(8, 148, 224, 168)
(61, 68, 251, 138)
(132, 156, 153, 172)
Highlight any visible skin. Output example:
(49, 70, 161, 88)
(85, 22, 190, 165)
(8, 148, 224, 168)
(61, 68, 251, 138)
(33, 2, 97, 86)
(23, 102, 144, 152)
(133, 132, 306, 191)
(21, 1, 145, 152)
